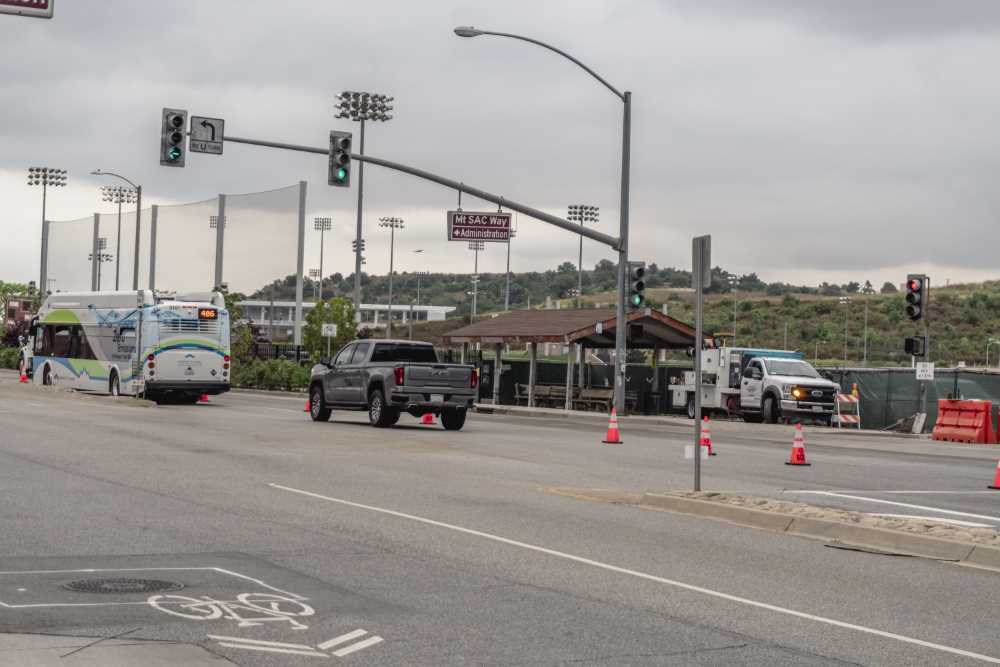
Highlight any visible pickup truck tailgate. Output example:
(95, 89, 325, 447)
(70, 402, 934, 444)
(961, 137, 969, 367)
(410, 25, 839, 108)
(406, 364, 472, 389)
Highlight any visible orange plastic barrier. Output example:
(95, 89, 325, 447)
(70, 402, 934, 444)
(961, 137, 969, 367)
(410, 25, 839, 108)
(932, 400, 996, 444)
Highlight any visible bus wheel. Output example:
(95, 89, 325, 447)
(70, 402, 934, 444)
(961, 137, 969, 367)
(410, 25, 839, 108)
(109, 372, 120, 397)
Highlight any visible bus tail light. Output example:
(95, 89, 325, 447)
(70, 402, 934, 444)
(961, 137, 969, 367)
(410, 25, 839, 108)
(471, 368, 479, 389)
(394, 366, 405, 386)
(146, 354, 154, 362)
(223, 362, 230, 370)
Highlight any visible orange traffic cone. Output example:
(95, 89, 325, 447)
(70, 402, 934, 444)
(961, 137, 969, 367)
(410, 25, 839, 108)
(989, 459, 1000, 490)
(700, 416, 716, 456)
(199, 394, 210, 404)
(602, 408, 623, 444)
(304, 399, 311, 413)
(18, 372, 28, 384)
(421, 413, 435, 425)
(785, 423, 810, 466)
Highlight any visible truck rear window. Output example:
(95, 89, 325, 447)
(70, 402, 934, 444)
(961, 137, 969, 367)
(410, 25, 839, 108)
(371, 344, 438, 363)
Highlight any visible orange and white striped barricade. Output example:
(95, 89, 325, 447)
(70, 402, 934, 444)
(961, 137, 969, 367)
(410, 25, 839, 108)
(832, 393, 861, 429)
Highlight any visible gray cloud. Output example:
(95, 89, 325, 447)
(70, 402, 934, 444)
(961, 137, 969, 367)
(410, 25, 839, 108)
(2, 0, 998, 292)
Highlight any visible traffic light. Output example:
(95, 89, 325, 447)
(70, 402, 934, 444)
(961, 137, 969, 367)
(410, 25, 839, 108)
(160, 108, 187, 167)
(905, 274, 928, 321)
(628, 261, 646, 308)
(329, 130, 352, 187)
(904, 336, 925, 356)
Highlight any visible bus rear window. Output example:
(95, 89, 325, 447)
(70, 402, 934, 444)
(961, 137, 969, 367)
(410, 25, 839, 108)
(371, 344, 438, 363)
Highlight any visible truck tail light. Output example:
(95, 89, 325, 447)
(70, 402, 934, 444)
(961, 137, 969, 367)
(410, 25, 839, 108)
(394, 366, 405, 386)
(471, 368, 479, 388)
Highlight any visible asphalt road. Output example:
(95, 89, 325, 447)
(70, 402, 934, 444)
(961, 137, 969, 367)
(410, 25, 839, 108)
(1, 375, 999, 666)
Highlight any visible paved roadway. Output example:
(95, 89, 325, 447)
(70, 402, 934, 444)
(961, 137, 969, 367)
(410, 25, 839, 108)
(1, 374, 999, 665)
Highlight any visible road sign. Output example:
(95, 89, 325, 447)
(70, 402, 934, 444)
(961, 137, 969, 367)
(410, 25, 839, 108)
(692, 235, 711, 289)
(321, 323, 338, 337)
(916, 362, 934, 381)
(189, 116, 224, 155)
(447, 211, 511, 242)
(0, 0, 53, 19)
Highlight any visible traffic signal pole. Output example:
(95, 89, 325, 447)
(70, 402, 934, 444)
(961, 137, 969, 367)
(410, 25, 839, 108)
(353, 119, 366, 320)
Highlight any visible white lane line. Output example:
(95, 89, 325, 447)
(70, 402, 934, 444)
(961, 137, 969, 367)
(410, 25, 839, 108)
(207, 635, 317, 650)
(215, 642, 327, 657)
(868, 514, 993, 528)
(269, 482, 1000, 665)
(317, 629, 368, 650)
(792, 491, 1000, 523)
(332, 636, 384, 657)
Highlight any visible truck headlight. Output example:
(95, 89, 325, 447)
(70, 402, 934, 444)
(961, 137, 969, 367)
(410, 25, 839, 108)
(791, 387, 805, 399)
(781, 384, 793, 398)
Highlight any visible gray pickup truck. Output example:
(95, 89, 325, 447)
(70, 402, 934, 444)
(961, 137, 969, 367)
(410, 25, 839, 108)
(308, 339, 478, 430)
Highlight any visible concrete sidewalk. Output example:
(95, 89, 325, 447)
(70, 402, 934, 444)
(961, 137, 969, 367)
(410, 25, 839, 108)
(0, 633, 231, 666)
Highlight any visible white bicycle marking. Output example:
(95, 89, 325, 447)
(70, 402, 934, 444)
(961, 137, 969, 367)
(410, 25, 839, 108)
(148, 592, 314, 630)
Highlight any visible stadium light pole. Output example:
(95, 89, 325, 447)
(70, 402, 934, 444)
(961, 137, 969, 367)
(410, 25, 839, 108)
(379, 216, 404, 337)
(454, 26, 632, 412)
(567, 205, 599, 308)
(314, 217, 332, 302)
(88, 238, 112, 291)
(92, 170, 142, 289)
(334, 91, 394, 321)
(309, 268, 321, 301)
(100, 185, 137, 290)
(27, 166, 67, 296)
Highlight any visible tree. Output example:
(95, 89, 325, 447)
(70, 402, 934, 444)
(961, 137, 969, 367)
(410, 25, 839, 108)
(861, 280, 875, 295)
(557, 261, 576, 273)
(219, 288, 252, 363)
(880, 281, 898, 294)
(303, 297, 355, 361)
(844, 281, 860, 294)
(0, 281, 27, 326)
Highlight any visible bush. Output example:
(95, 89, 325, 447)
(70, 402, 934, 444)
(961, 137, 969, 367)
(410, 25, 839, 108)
(230, 358, 310, 392)
(0, 346, 20, 370)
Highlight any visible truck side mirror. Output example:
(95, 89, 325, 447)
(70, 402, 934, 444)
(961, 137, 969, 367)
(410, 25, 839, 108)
(320, 356, 332, 368)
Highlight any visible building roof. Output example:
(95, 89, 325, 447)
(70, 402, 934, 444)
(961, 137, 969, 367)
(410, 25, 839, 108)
(236, 300, 454, 313)
(441, 308, 698, 349)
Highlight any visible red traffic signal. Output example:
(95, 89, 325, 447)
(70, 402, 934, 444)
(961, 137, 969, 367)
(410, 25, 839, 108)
(905, 274, 927, 322)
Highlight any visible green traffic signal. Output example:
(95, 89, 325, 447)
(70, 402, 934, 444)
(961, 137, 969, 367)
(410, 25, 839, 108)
(336, 168, 347, 181)
(168, 147, 182, 161)
(630, 294, 644, 307)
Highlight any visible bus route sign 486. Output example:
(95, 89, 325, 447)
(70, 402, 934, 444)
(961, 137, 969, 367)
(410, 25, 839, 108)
(0, 0, 53, 19)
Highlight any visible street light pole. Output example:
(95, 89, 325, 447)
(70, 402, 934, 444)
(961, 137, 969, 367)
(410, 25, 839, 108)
(454, 26, 631, 413)
(727, 275, 739, 345)
(839, 296, 851, 363)
(314, 217, 332, 302)
(379, 217, 404, 337)
(468, 240, 484, 320)
(334, 91, 394, 320)
(27, 167, 67, 296)
(92, 171, 141, 289)
(505, 228, 515, 311)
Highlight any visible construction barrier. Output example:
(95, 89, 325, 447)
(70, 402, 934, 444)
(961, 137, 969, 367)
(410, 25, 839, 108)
(932, 400, 997, 444)
(832, 393, 861, 429)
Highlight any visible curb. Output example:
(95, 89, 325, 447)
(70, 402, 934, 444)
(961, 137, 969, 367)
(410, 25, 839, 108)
(639, 493, 1000, 569)
(230, 387, 307, 398)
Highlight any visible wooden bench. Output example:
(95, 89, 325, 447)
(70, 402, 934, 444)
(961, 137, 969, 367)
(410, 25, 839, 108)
(574, 388, 614, 413)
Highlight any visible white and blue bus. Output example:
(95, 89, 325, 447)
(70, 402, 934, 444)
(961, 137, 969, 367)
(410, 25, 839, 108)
(30, 290, 231, 404)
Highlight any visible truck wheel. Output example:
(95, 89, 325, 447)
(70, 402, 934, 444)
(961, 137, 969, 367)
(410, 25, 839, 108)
(686, 396, 696, 420)
(763, 395, 779, 424)
(310, 384, 332, 422)
(368, 388, 398, 428)
(441, 408, 467, 431)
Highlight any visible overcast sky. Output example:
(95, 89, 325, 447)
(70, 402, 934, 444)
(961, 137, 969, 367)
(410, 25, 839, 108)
(3, 0, 1000, 293)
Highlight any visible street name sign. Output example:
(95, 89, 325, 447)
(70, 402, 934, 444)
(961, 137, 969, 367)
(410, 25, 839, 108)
(0, 0, 53, 18)
(189, 116, 224, 155)
(447, 211, 511, 242)
(916, 362, 934, 381)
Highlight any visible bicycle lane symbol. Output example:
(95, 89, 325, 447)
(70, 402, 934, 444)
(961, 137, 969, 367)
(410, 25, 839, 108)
(147, 591, 315, 630)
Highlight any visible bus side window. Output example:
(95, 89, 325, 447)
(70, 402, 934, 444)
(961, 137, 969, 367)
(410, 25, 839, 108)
(51, 326, 72, 357)
(68, 327, 82, 358)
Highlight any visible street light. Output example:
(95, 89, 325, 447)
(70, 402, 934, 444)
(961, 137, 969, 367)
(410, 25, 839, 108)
(727, 275, 739, 345)
(567, 205, 599, 308)
(314, 217, 332, 302)
(455, 26, 632, 413)
(101, 185, 137, 290)
(87, 237, 112, 291)
(27, 166, 67, 295)
(92, 170, 142, 290)
(309, 268, 321, 300)
(378, 216, 404, 337)
(839, 296, 852, 363)
(468, 240, 485, 320)
(334, 90, 395, 320)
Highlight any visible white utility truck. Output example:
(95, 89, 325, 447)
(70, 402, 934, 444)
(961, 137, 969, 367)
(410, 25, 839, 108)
(670, 347, 839, 425)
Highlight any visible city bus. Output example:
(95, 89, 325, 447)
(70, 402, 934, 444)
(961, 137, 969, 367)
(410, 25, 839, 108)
(30, 290, 231, 404)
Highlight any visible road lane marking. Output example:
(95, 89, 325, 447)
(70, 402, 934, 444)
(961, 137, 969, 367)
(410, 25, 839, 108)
(791, 491, 1000, 523)
(215, 642, 327, 657)
(317, 629, 367, 649)
(868, 514, 993, 528)
(270, 482, 1000, 665)
(207, 635, 318, 650)
(332, 635, 384, 657)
